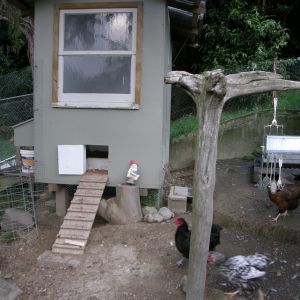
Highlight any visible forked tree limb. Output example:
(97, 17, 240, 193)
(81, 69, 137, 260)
(165, 69, 300, 300)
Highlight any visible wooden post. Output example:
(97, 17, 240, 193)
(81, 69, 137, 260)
(165, 69, 300, 300)
(55, 185, 69, 217)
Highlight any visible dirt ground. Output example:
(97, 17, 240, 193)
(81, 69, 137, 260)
(1, 158, 300, 300)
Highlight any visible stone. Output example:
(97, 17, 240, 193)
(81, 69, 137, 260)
(142, 206, 158, 216)
(0, 278, 22, 300)
(158, 207, 174, 220)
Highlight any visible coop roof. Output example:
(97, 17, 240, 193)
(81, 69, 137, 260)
(12, 0, 206, 47)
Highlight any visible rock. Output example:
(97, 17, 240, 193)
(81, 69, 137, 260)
(143, 213, 164, 223)
(142, 206, 158, 216)
(158, 207, 174, 220)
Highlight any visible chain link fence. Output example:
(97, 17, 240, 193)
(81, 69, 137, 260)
(0, 67, 33, 161)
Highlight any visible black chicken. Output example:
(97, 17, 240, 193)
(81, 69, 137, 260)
(174, 217, 222, 266)
(208, 251, 270, 299)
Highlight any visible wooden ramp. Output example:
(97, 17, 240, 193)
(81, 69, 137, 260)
(52, 170, 108, 255)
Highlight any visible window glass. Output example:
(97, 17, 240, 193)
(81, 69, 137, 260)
(63, 55, 131, 94)
(64, 12, 133, 51)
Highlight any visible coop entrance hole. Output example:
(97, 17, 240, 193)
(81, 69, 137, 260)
(86, 145, 109, 170)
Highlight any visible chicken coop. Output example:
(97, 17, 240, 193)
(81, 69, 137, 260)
(13, 0, 205, 217)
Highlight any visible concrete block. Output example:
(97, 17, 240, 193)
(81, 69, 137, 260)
(168, 186, 187, 213)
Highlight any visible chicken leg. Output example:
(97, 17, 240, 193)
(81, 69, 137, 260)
(272, 210, 288, 222)
(176, 257, 187, 267)
(224, 289, 240, 298)
(257, 288, 265, 300)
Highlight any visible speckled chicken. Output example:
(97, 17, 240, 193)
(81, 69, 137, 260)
(268, 183, 300, 222)
(208, 251, 270, 299)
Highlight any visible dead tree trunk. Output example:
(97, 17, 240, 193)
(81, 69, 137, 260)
(165, 69, 300, 300)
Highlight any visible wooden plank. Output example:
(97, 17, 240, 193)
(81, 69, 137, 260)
(64, 212, 95, 222)
(52, 4, 59, 104)
(65, 211, 97, 218)
(57, 229, 90, 240)
(54, 238, 87, 248)
(78, 182, 106, 189)
(80, 175, 108, 183)
(75, 188, 104, 197)
(68, 204, 98, 213)
(61, 220, 93, 230)
(81, 170, 108, 180)
(72, 197, 101, 205)
(56, 2, 142, 9)
(52, 246, 84, 255)
(53, 238, 87, 249)
(135, 2, 143, 105)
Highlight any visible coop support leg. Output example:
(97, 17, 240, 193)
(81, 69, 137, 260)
(55, 185, 69, 217)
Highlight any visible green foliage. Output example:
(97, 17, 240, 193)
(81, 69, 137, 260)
(197, 0, 289, 71)
(141, 189, 160, 208)
(278, 90, 300, 110)
(170, 90, 300, 139)
(170, 114, 198, 139)
(47, 206, 56, 214)
(0, 229, 18, 244)
(0, 67, 32, 98)
(0, 0, 28, 74)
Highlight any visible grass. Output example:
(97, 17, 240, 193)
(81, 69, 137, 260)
(170, 115, 198, 139)
(0, 229, 18, 244)
(141, 189, 160, 208)
(170, 90, 300, 139)
(0, 139, 16, 161)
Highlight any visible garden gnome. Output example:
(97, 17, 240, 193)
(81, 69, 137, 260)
(126, 160, 141, 185)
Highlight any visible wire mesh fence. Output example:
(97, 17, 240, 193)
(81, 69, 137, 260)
(0, 68, 41, 247)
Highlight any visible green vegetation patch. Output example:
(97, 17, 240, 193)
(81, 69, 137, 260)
(170, 115, 198, 139)
(141, 189, 161, 209)
(170, 90, 300, 139)
(0, 139, 15, 161)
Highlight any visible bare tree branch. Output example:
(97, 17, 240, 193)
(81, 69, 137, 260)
(225, 71, 300, 101)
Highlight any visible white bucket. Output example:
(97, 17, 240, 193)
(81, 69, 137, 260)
(20, 149, 34, 173)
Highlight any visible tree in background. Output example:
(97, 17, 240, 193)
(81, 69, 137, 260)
(196, 0, 290, 72)
(0, 0, 33, 75)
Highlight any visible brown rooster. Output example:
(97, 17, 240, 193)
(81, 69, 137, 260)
(268, 184, 300, 222)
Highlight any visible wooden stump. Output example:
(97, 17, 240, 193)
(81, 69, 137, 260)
(98, 184, 142, 224)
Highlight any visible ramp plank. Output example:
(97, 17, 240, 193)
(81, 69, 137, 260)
(52, 170, 108, 255)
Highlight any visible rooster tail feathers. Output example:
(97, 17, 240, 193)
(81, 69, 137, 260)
(211, 224, 222, 233)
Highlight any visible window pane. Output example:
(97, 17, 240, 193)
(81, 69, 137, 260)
(64, 12, 133, 51)
(63, 55, 131, 94)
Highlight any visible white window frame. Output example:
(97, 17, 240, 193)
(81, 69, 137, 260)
(56, 8, 138, 109)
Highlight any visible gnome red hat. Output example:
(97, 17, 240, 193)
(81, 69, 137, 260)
(130, 160, 138, 165)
